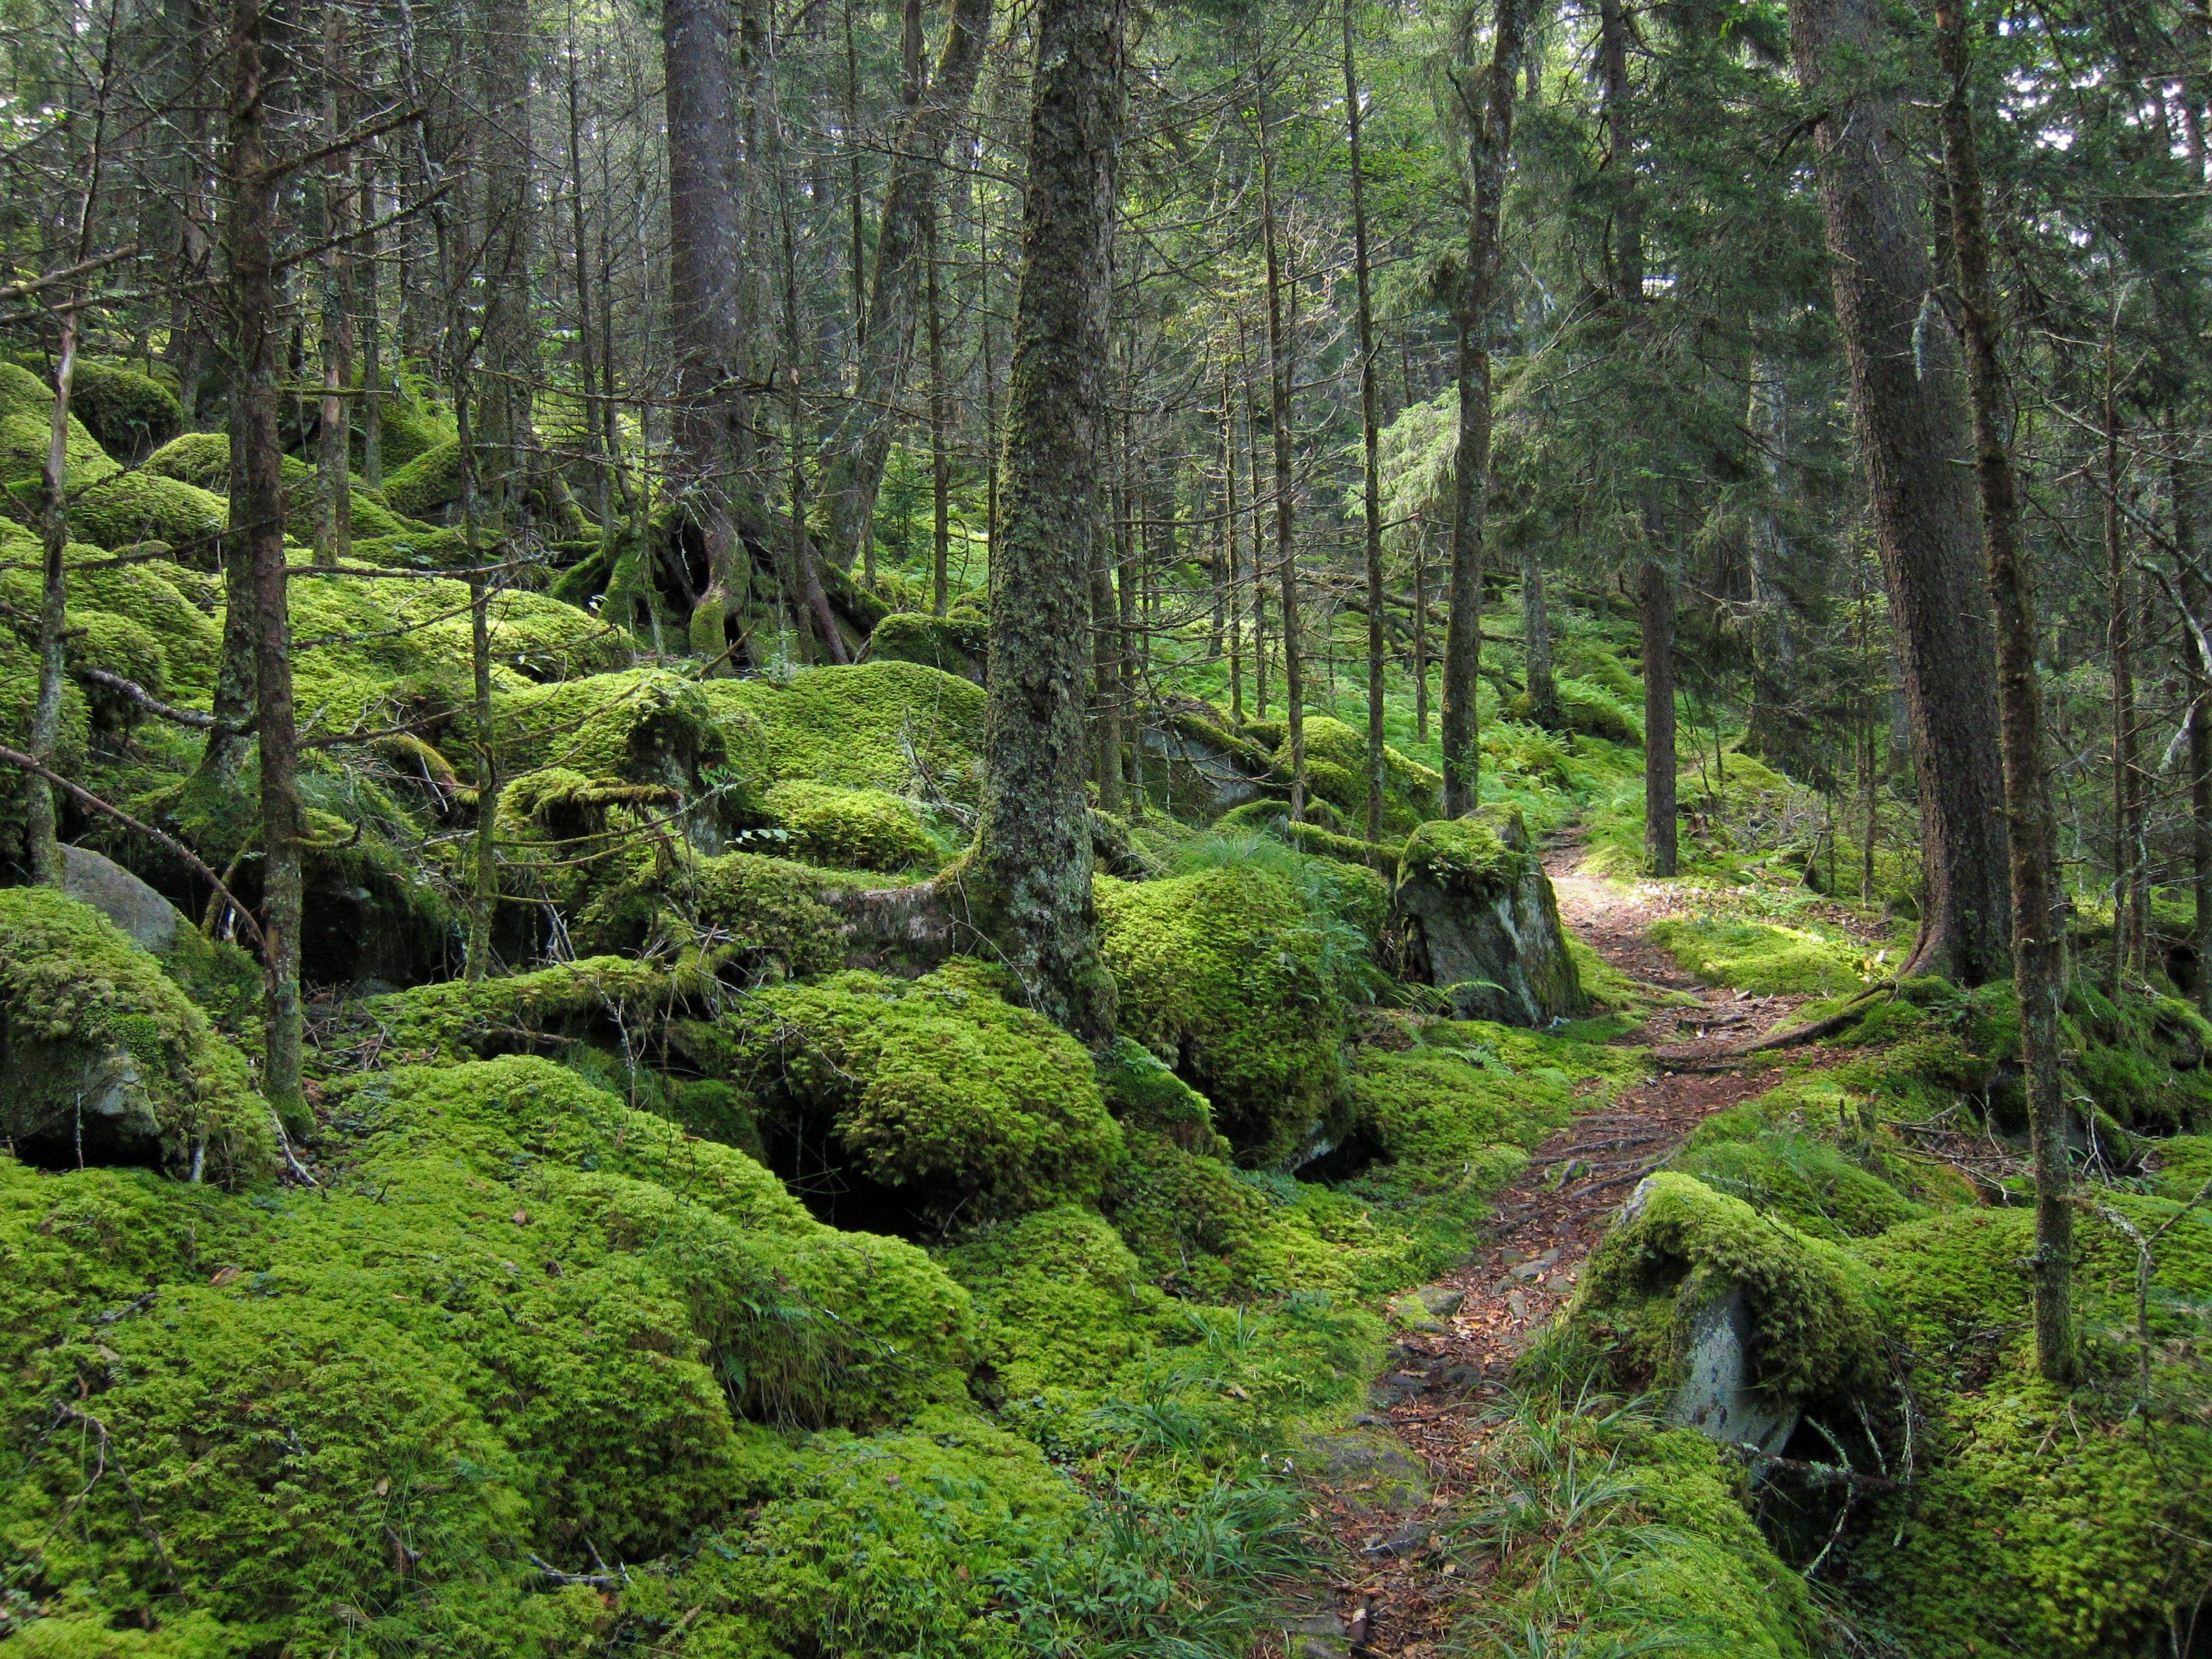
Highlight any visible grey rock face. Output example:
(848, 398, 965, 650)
(1668, 1285, 1799, 1461)
(62, 844, 186, 953)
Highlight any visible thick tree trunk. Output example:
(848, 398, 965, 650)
(2180, 472, 2212, 1021)
(965, 0, 1125, 1038)
(1934, 0, 2074, 1384)
(1441, 0, 1528, 816)
(315, 0, 354, 569)
(1788, 0, 2012, 985)
(2102, 345, 2140, 988)
(1520, 543, 1555, 729)
(927, 204, 951, 616)
(663, 0, 749, 653)
(815, 0, 993, 570)
(226, 0, 306, 1125)
(1640, 558, 1678, 876)
(478, 0, 535, 524)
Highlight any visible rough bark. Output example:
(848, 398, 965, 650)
(663, 0, 748, 651)
(314, 0, 354, 569)
(1934, 0, 2074, 1383)
(1255, 76, 1304, 822)
(1640, 558, 1678, 876)
(225, 0, 307, 1124)
(816, 0, 994, 570)
(1788, 0, 2012, 985)
(2181, 477, 2212, 1021)
(477, 0, 535, 521)
(1441, 0, 1528, 816)
(964, 0, 1125, 1039)
(1520, 542, 1555, 729)
(24, 310, 78, 888)
(1344, 0, 1386, 842)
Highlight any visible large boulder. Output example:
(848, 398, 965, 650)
(62, 843, 186, 951)
(1392, 806, 1581, 1026)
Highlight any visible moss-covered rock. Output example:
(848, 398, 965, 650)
(1394, 806, 1583, 1026)
(1572, 1171, 1881, 1406)
(697, 659, 986, 805)
(942, 1204, 1169, 1396)
(1651, 915, 1872, 997)
(0, 888, 272, 1180)
(1099, 863, 1349, 1167)
(763, 779, 943, 872)
(380, 434, 464, 519)
(66, 359, 183, 461)
(145, 430, 444, 548)
(865, 610, 987, 681)
(686, 965, 1123, 1227)
(1278, 715, 1441, 834)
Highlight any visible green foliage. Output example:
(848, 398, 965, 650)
(942, 1204, 1170, 1396)
(0, 888, 272, 1181)
(67, 360, 182, 460)
(380, 435, 463, 519)
(865, 610, 987, 677)
(688, 965, 1124, 1225)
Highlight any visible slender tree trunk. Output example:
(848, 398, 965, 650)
(478, 0, 535, 526)
(1241, 322, 1269, 717)
(2102, 330, 2138, 989)
(566, 45, 605, 533)
(1092, 520, 1124, 811)
(1441, 0, 1529, 816)
(1744, 357, 1794, 755)
(1788, 0, 2013, 985)
(461, 387, 501, 977)
(24, 309, 79, 887)
(1640, 557, 1678, 874)
(315, 0, 354, 570)
(1255, 73, 1304, 820)
(663, 0, 749, 655)
(358, 142, 384, 491)
(816, 0, 994, 569)
(967, 0, 1125, 1037)
(2179, 464, 2212, 1021)
(1934, 0, 2073, 1384)
(226, 0, 306, 1124)
(928, 203, 951, 617)
(1521, 543, 1555, 728)
(1222, 358, 1244, 726)
(1414, 519, 1430, 742)
(1343, 0, 1386, 839)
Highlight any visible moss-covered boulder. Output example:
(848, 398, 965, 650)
(1393, 806, 1582, 1026)
(683, 964, 1123, 1228)
(380, 434, 464, 519)
(865, 610, 987, 682)
(1276, 715, 1442, 834)
(763, 779, 942, 871)
(1098, 863, 1354, 1166)
(942, 1204, 1169, 1396)
(0, 888, 271, 1180)
(697, 659, 986, 805)
(67, 359, 183, 461)
(1572, 1171, 1881, 1423)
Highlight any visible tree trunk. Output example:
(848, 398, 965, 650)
(1441, 0, 1529, 816)
(927, 203, 951, 617)
(816, 0, 994, 571)
(965, 0, 1125, 1038)
(2102, 333, 2139, 990)
(1640, 557, 1678, 876)
(1222, 358, 1244, 726)
(1344, 0, 1386, 841)
(24, 309, 79, 887)
(478, 0, 535, 525)
(314, 0, 354, 570)
(2180, 466, 2212, 1021)
(1414, 520, 1429, 742)
(1934, 0, 2074, 1384)
(1788, 0, 2012, 986)
(1255, 75, 1304, 822)
(663, 0, 749, 654)
(1521, 542, 1555, 728)
(226, 0, 306, 1125)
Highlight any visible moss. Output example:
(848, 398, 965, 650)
(366, 395, 454, 472)
(1094, 1034, 1219, 1151)
(1852, 1382, 2212, 1659)
(1651, 915, 1872, 996)
(1396, 807, 1531, 891)
(695, 660, 986, 804)
(1346, 1039, 1579, 1185)
(576, 849, 851, 980)
(146, 431, 439, 546)
(0, 888, 272, 1181)
(940, 1205, 1169, 1396)
(1670, 1127, 1925, 1242)
(1574, 1171, 1881, 1404)
(380, 435, 464, 519)
(865, 610, 987, 677)
(363, 954, 694, 1062)
(762, 779, 943, 872)
(67, 360, 183, 460)
(1267, 716, 1441, 835)
(2150, 1133, 2212, 1199)
(495, 668, 725, 791)
(688, 965, 1123, 1225)
(1098, 865, 1348, 1167)
(1511, 675, 1642, 744)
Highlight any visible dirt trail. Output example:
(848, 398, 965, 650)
(1290, 845, 1819, 1658)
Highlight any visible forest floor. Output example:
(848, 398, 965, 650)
(1275, 840, 1833, 1658)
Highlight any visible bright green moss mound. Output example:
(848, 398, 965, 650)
(942, 1204, 1170, 1396)
(364, 954, 691, 1061)
(763, 779, 943, 871)
(691, 965, 1123, 1225)
(1669, 1087, 1927, 1242)
(0, 888, 272, 1181)
(494, 667, 724, 788)
(574, 848, 851, 978)
(1099, 863, 1350, 1167)
(1277, 715, 1442, 833)
(1650, 914, 1872, 996)
(380, 434, 464, 518)
(146, 429, 443, 546)
(865, 609, 987, 676)
(1575, 1171, 1880, 1403)
(697, 659, 986, 804)
(1398, 808, 1532, 891)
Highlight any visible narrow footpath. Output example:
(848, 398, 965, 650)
(1287, 847, 1821, 1657)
